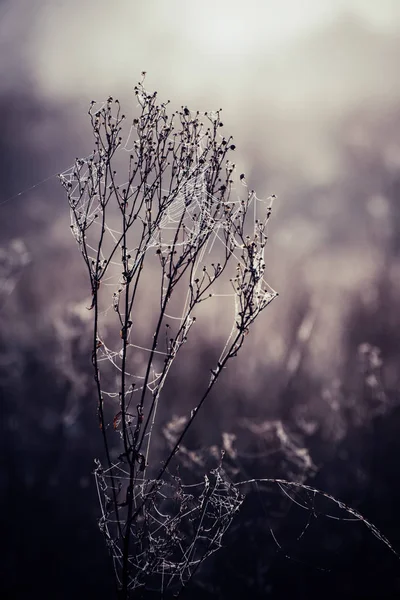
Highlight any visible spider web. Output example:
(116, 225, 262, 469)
(94, 460, 244, 595)
(59, 95, 278, 596)
(58, 100, 278, 423)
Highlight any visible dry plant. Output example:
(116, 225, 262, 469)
(58, 76, 400, 598)
(58, 74, 277, 598)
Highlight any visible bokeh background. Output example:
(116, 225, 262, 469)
(2, 1, 400, 598)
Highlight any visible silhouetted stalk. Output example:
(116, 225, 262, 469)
(59, 74, 277, 598)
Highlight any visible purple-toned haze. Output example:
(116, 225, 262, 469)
(1, 0, 400, 391)
(1, 1, 400, 598)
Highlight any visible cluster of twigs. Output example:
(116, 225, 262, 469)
(59, 77, 276, 598)
(58, 77, 400, 599)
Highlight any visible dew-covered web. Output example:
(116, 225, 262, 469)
(58, 105, 277, 323)
(58, 88, 278, 596)
(94, 460, 244, 594)
(55, 85, 400, 596)
(58, 97, 277, 413)
(237, 477, 399, 570)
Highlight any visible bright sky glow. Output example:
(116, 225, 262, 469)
(10, 0, 400, 99)
(181, 0, 337, 55)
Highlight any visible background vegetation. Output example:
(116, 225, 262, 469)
(2, 1, 400, 597)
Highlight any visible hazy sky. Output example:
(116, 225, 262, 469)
(1, 0, 399, 102)
(0, 0, 398, 212)
(1, 0, 398, 195)
(1, 0, 399, 383)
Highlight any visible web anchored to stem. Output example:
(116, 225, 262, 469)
(58, 77, 277, 597)
(95, 462, 244, 595)
(58, 78, 399, 598)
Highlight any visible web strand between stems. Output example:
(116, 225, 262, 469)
(59, 79, 277, 598)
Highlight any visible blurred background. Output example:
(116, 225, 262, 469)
(1, 0, 400, 598)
